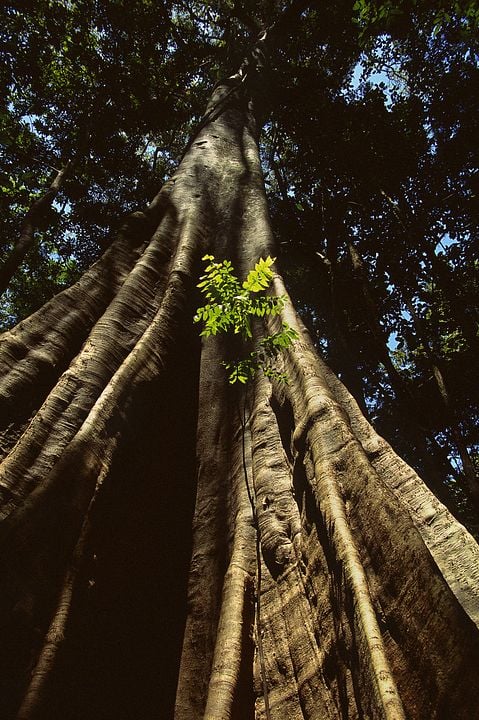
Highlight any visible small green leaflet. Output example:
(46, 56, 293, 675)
(194, 255, 298, 384)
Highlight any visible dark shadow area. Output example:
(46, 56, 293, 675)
(231, 574, 255, 720)
(45, 309, 201, 719)
(270, 394, 295, 466)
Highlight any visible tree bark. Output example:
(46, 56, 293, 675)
(0, 29, 479, 720)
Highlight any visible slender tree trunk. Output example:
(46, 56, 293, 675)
(323, 236, 369, 417)
(405, 298, 479, 504)
(1, 26, 479, 720)
(346, 238, 466, 503)
(0, 161, 72, 296)
(347, 239, 404, 391)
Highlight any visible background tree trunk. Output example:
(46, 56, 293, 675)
(346, 238, 468, 507)
(0, 34, 479, 720)
(0, 161, 72, 297)
(404, 298, 479, 504)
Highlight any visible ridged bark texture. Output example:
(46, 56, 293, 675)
(0, 67, 478, 720)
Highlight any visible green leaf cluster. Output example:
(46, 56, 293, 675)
(194, 255, 298, 383)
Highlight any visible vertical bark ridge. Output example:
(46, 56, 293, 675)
(250, 374, 301, 571)
(310, 351, 479, 626)
(0, 234, 141, 437)
(0, 179, 178, 442)
(254, 568, 305, 720)
(307, 431, 405, 720)
(274, 563, 340, 719)
(175, 338, 239, 719)
(272, 274, 479, 717)
(203, 417, 256, 719)
(0, 212, 203, 717)
(316, 357, 479, 716)
(251, 372, 353, 719)
(267, 281, 407, 718)
(0, 206, 190, 516)
(292, 454, 361, 720)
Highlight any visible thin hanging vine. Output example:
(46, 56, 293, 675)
(194, 254, 297, 717)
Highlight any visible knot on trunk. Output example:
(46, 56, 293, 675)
(256, 488, 300, 573)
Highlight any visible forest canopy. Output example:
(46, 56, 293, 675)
(1, 0, 478, 529)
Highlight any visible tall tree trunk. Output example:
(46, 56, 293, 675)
(323, 235, 369, 417)
(346, 238, 466, 505)
(405, 298, 479, 505)
(0, 161, 72, 296)
(1, 27, 479, 720)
